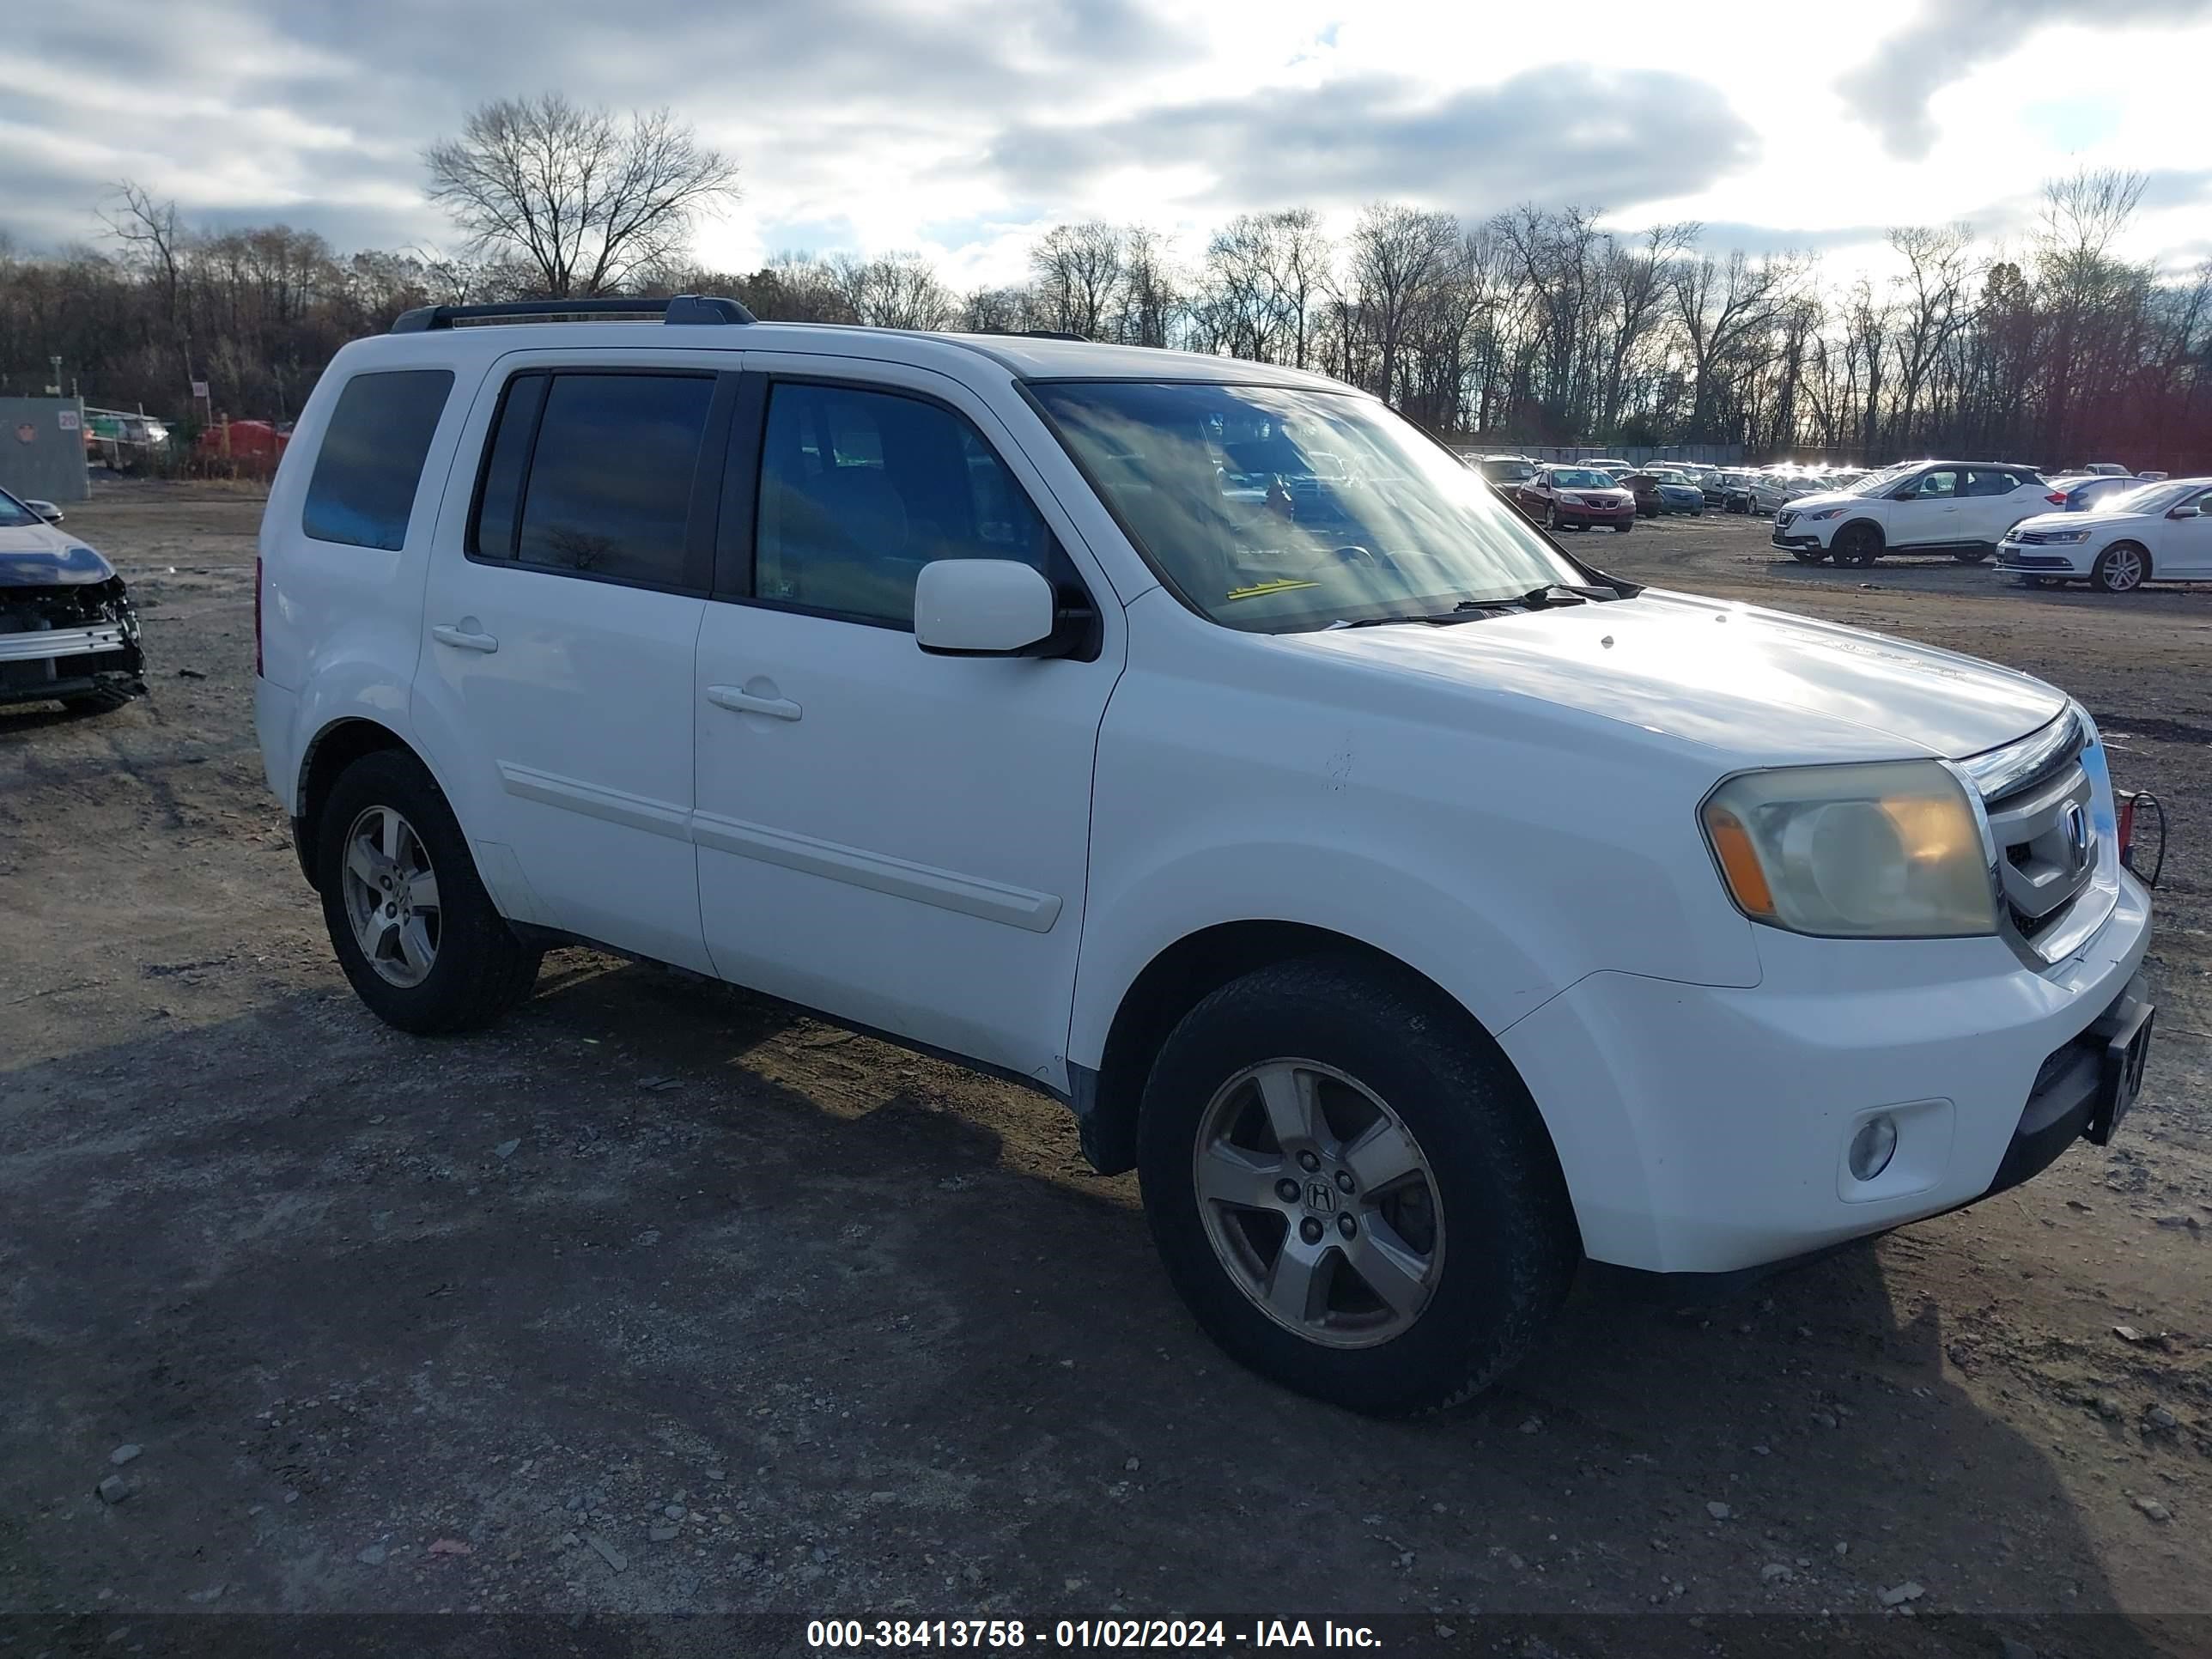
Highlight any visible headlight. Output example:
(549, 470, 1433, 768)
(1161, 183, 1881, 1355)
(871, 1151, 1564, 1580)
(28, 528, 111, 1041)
(2040, 529, 2090, 544)
(1701, 760, 1995, 938)
(1557, 493, 1583, 505)
(1803, 507, 1844, 520)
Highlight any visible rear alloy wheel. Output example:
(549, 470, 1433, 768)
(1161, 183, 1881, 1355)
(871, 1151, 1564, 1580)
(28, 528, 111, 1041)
(319, 750, 542, 1033)
(1833, 523, 1882, 568)
(2092, 542, 2148, 593)
(1138, 957, 1579, 1416)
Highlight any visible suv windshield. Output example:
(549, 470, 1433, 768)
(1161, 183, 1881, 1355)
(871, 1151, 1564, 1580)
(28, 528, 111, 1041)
(0, 490, 40, 530)
(1031, 381, 1587, 631)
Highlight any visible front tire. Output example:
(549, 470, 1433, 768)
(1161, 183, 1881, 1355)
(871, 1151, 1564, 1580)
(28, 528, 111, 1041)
(2092, 542, 2148, 593)
(1612, 520, 1632, 533)
(317, 750, 541, 1034)
(1953, 548, 1990, 563)
(1833, 522, 1883, 568)
(1137, 957, 1579, 1416)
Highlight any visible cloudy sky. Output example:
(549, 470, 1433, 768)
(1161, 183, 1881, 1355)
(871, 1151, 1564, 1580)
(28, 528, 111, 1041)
(8, 0, 2212, 286)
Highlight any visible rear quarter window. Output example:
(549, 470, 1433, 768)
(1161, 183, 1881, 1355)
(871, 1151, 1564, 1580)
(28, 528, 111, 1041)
(301, 369, 456, 550)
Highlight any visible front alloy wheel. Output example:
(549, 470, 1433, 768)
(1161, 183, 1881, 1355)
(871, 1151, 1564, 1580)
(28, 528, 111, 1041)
(1194, 1060, 1443, 1349)
(339, 805, 441, 988)
(2093, 543, 2147, 593)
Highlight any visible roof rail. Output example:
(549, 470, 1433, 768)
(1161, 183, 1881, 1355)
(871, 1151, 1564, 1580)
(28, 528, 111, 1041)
(388, 293, 756, 334)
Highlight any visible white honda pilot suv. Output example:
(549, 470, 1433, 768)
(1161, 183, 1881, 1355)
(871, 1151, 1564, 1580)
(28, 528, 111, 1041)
(1771, 459, 2063, 566)
(257, 297, 2156, 1414)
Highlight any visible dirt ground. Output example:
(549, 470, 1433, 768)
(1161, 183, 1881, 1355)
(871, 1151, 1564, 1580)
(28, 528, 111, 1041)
(3, 483, 2209, 1656)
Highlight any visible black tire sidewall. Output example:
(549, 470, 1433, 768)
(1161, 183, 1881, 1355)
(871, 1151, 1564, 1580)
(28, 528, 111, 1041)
(316, 750, 526, 1033)
(1138, 957, 1577, 1415)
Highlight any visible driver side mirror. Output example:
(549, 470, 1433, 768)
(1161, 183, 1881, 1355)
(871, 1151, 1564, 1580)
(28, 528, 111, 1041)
(915, 559, 1060, 657)
(2169, 505, 2203, 520)
(23, 499, 63, 525)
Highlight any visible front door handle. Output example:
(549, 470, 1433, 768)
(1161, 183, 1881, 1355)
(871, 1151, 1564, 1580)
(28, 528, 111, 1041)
(707, 684, 802, 721)
(432, 622, 500, 653)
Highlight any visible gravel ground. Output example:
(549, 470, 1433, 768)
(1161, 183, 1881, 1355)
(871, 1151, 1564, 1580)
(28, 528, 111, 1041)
(2, 483, 2208, 1657)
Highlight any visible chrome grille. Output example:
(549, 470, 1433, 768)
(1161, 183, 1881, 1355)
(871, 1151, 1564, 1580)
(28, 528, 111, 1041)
(1961, 709, 2104, 958)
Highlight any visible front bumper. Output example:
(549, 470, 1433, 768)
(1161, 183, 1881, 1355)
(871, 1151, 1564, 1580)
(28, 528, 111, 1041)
(1498, 872, 2154, 1273)
(1771, 531, 1826, 551)
(1996, 545, 2088, 574)
(0, 620, 145, 707)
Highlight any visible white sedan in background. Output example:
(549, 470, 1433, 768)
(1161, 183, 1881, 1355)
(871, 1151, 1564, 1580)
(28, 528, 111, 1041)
(1995, 477, 2212, 592)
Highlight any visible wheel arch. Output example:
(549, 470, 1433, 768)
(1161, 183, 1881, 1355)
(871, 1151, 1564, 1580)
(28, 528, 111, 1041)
(1072, 919, 1551, 1182)
(1837, 516, 1886, 550)
(295, 718, 433, 891)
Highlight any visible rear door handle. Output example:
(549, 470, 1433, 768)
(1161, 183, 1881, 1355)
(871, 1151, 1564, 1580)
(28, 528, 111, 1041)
(432, 622, 500, 653)
(707, 684, 802, 721)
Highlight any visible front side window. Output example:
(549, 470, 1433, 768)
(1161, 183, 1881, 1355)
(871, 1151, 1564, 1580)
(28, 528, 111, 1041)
(1032, 380, 1587, 632)
(1905, 469, 1958, 500)
(752, 381, 1054, 626)
(301, 369, 454, 550)
(471, 371, 714, 586)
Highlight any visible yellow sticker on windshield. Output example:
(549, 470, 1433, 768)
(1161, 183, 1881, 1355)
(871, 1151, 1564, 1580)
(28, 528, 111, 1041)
(1224, 578, 1322, 601)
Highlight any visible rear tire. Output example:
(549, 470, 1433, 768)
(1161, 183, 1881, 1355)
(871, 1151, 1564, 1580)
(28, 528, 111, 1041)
(2091, 543, 2148, 593)
(317, 750, 542, 1034)
(1833, 522, 1883, 568)
(1137, 957, 1580, 1416)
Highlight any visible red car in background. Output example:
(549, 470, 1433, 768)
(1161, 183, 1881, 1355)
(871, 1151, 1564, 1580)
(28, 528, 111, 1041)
(1514, 465, 1637, 533)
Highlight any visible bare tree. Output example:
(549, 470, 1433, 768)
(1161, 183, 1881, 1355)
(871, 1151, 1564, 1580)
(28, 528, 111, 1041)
(1670, 243, 1799, 441)
(100, 181, 191, 377)
(424, 94, 738, 297)
(1030, 222, 1124, 338)
(830, 252, 955, 330)
(1886, 225, 1975, 451)
(1347, 203, 1461, 406)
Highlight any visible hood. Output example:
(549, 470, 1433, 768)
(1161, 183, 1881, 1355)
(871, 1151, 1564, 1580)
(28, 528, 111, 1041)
(1776, 489, 1856, 513)
(0, 521, 118, 586)
(2010, 507, 2148, 534)
(1284, 588, 2063, 764)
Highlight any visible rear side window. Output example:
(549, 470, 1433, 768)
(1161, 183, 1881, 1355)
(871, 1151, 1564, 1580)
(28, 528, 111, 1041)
(301, 369, 454, 550)
(470, 371, 715, 588)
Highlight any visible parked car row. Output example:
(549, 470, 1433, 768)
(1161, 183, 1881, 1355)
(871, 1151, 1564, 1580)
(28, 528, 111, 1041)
(1767, 459, 2212, 591)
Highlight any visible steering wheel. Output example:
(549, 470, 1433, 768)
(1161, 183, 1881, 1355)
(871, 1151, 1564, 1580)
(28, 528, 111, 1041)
(1331, 544, 1380, 565)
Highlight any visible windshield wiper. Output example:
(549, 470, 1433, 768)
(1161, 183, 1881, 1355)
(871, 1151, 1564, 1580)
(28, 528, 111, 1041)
(1328, 582, 1626, 629)
(1498, 583, 1623, 608)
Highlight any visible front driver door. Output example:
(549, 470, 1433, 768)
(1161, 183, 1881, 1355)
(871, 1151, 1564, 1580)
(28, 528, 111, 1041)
(2155, 486, 2212, 577)
(1887, 466, 1960, 547)
(691, 362, 1122, 1084)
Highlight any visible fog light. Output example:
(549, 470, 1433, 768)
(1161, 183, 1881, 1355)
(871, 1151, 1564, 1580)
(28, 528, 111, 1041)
(1848, 1115, 1899, 1182)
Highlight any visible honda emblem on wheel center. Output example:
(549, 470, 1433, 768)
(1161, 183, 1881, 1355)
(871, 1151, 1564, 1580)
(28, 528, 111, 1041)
(1306, 1181, 1336, 1214)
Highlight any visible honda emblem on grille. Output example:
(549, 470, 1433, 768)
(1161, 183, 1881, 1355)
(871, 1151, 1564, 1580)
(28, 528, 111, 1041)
(2063, 801, 2091, 872)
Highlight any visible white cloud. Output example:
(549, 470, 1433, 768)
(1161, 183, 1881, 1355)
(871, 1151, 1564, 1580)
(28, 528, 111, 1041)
(8, 0, 2211, 283)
